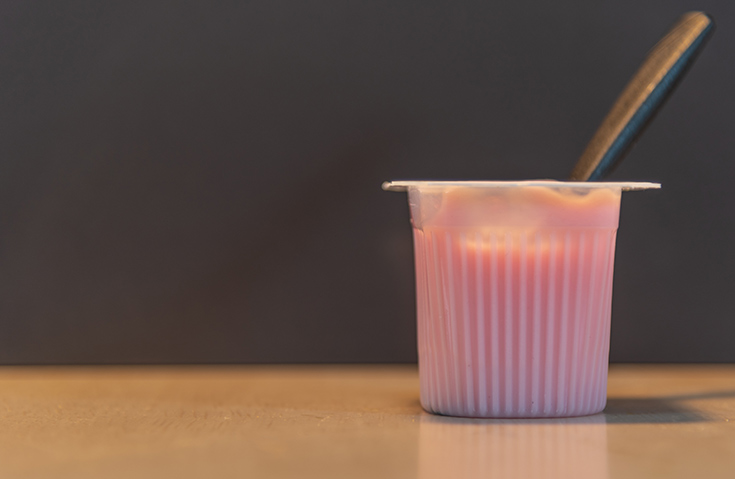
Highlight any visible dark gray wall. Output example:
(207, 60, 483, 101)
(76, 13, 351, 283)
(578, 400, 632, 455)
(1, 1, 733, 364)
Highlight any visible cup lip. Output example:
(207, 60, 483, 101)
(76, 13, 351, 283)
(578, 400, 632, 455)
(382, 180, 661, 192)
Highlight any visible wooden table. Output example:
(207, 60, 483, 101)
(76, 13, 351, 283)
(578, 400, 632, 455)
(0, 364, 733, 478)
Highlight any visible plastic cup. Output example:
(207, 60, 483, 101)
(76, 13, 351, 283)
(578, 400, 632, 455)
(384, 180, 660, 418)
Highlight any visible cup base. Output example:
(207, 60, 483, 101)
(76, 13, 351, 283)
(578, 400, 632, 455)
(421, 400, 607, 419)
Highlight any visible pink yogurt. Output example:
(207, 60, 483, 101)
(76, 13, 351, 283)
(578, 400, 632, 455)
(385, 180, 659, 418)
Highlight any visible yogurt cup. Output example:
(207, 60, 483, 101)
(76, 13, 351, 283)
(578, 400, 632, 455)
(384, 180, 660, 418)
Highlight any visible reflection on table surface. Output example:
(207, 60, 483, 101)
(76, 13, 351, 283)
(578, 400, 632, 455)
(418, 414, 608, 479)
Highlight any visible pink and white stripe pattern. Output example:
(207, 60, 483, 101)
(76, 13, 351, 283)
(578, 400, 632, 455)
(413, 227, 617, 418)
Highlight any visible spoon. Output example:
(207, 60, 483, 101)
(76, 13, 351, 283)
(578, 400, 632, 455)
(569, 11, 714, 181)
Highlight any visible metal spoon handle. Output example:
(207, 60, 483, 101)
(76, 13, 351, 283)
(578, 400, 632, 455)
(569, 12, 714, 181)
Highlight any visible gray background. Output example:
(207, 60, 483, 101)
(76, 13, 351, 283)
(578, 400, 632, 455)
(0, 1, 732, 364)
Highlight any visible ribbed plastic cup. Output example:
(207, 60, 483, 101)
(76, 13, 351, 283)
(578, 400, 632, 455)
(383, 180, 660, 418)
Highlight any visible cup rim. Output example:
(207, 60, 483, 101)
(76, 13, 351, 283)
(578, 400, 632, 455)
(382, 180, 661, 192)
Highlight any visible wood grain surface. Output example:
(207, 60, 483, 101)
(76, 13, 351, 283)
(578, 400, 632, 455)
(0, 364, 734, 478)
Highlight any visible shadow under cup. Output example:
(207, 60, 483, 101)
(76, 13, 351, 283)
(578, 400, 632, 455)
(384, 180, 660, 418)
